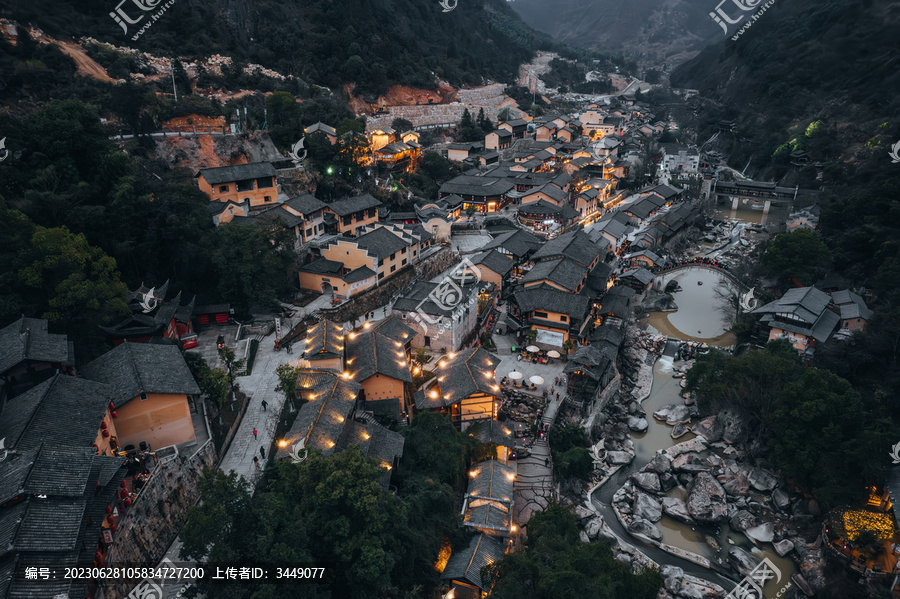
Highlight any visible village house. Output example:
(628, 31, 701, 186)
(208, 198, 250, 225)
(508, 285, 592, 348)
(447, 142, 484, 162)
(392, 281, 482, 352)
(439, 175, 515, 213)
(414, 201, 458, 241)
(298, 224, 427, 297)
(462, 459, 516, 537)
(322, 193, 382, 236)
(345, 316, 417, 421)
(498, 118, 529, 138)
(574, 188, 600, 219)
(81, 343, 202, 452)
(466, 420, 516, 463)
(623, 249, 665, 269)
(660, 143, 700, 174)
(99, 281, 195, 347)
(830, 289, 873, 332)
(368, 126, 395, 152)
(306, 121, 337, 144)
(520, 182, 568, 207)
(300, 319, 345, 372)
(196, 162, 279, 209)
(467, 250, 515, 293)
(535, 122, 557, 142)
(414, 347, 501, 429)
(595, 284, 637, 327)
(516, 200, 579, 232)
(618, 268, 656, 292)
(751, 286, 840, 355)
(440, 533, 507, 598)
(280, 193, 329, 244)
(564, 343, 616, 414)
(484, 128, 513, 151)
(0, 316, 74, 406)
(274, 369, 404, 489)
(374, 140, 422, 171)
(588, 213, 631, 252)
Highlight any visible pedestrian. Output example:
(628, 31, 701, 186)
(261, 399, 268, 411)
(252, 428, 257, 440)
(556, 392, 560, 400)
(545, 457, 550, 467)
(253, 456, 259, 469)
(260, 446, 266, 459)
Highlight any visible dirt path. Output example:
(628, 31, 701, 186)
(53, 39, 117, 83)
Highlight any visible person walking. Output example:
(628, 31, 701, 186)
(545, 457, 550, 467)
(261, 399, 268, 411)
(252, 456, 259, 469)
(260, 446, 266, 459)
(252, 428, 258, 440)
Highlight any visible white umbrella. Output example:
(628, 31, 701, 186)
(547, 350, 561, 358)
(507, 371, 523, 380)
(526, 345, 540, 353)
(530, 375, 544, 385)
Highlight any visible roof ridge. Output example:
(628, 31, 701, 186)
(15, 375, 59, 449)
(123, 343, 146, 394)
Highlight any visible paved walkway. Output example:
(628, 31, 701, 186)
(513, 393, 563, 527)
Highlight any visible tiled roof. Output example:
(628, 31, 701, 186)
(345, 325, 413, 383)
(481, 229, 543, 259)
(522, 258, 587, 292)
(466, 420, 515, 449)
(531, 231, 600, 268)
(471, 250, 514, 278)
(0, 317, 71, 375)
(524, 183, 567, 203)
(621, 268, 655, 285)
(277, 370, 361, 458)
(283, 193, 327, 216)
(464, 502, 511, 532)
(565, 345, 612, 381)
(15, 499, 86, 551)
(306, 122, 336, 137)
(467, 459, 514, 503)
(0, 375, 112, 450)
(393, 281, 480, 319)
(80, 342, 200, 409)
(439, 176, 515, 198)
(830, 290, 873, 321)
(518, 199, 562, 216)
(353, 227, 409, 260)
(303, 320, 345, 362)
(440, 533, 506, 591)
(416, 348, 500, 410)
(336, 419, 404, 489)
(198, 162, 276, 185)
(512, 286, 591, 319)
(23, 446, 97, 497)
(752, 286, 832, 325)
(325, 193, 382, 216)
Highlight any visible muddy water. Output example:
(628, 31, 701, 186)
(713, 205, 767, 224)
(641, 268, 737, 345)
(639, 362, 798, 597)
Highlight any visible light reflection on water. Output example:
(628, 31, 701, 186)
(641, 268, 736, 345)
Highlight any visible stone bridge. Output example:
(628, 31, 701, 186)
(652, 263, 749, 294)
(711, 179, 819, 214)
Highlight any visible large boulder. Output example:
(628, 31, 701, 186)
(654, 405, 678, 421)
(673, 453, 711, 473)
(662, 497, 694, 523)
(666, 405, 694, 426)
(634, 491, 664, 522)
(627, 517, 663, 541)
(729, 509, 757, 532)
(646, 454, 673, 474)
(686, 472, 729, 522)
(628, 416, 650, 433)
(728, 547, 761, 577)
(748, 467, 778, 492)
(659, 472, 679, 492)
(719, 409, 746, 444)
(772, 488, 791, 511)
(607, 451, 634, 465)
(632, 472, 662, 493)
(676, 581, 712, 599)
(692, 416, 724, 442)
(584, 517, 604, 540)
(661, 565, 684, 595)
(720, 471, 750, 496)
(745, 522, 775, 543)
(773, 539, 795, 557)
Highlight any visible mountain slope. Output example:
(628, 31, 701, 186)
(5, 0, 560, 97)
(508, 0, 718, 66)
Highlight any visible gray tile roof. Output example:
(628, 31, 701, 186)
(512, 286, 591, 319)
(283, 193, 327, 216)
(752, 286, 832, 325)
(590, 216, 629, 240)
(439, 176, 515, 198)
(353, 227, 410, 261)
(345, 325, 413, 384)
(0, 447, 40, 505)
(416, 348, 500, 410)
(565, 345, 612, 381)
(440, 533, 507, 591)
(472, 250, 514, 278)
(325, 193, 382, 216)
(0, 317, 71, 375)
(625, 199, 657, 219)
(830, 290, 873, 321)
(277, 370, 361, 458)
(303, 320, 345, 362)
(621, 268, 655, 286)
(198, 162, 276, 185)
(80, 342, 200, 409)
(531, 231, 600, 268)
(481, 229, 543, 260)
(467, 459, 514, 503)
(306, 122, 336, 137)
(524, 183, 566, 203)
(464, 502, 511, 533)
(24, 446, 97, 497)
(466, 420, 515, 449)
(522, 258, 587, 292)
(15, 499, 86, 551)
(517, 199, 563, 216)
(393, 281, 481, 319)
(336, 419, 404, 484)
(343, 266, 376, 284)
(0, 375, 113, 450)
(590, 323, 626, 347)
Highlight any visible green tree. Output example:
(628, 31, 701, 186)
(391, 118, 414, 133)
(185, 353, 230, 408)
(219, 346, 246, 397)
(549, 425, 592, 480)
(399, 411, 469, 487)
(18, 226, 129, 353)
(212, 221, 294, 316)
(762, 229, 833, 285)
(487, 503, 662, 598)
(275, 363, 301, 407)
